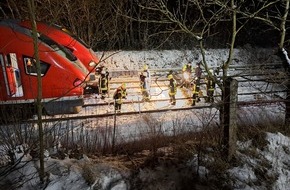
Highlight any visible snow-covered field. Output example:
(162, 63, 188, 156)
(1, 47, 290, 190)
(89, 47, 285, 140)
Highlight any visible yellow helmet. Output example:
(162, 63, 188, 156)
(121, 83, 126, 89)
(143, 64, 148, 70)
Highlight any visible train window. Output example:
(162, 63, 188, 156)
(38, 34, 77, 62)
(6, 54, 12, 66)
(24, 57, 50, 76)
(65, 46, 75, 53)
(38, 35, 88, 75)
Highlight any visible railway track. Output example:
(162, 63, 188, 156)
(31, 103, 217, 123)
(26, 98, 286, 123)
(23, 64, 288, 123)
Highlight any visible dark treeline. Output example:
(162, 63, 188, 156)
(0, 0, 288, 51)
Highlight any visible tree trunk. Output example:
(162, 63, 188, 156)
(278, 0, 290, 125)
(27, 0, 45, 183)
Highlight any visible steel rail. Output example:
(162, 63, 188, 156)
(23, 99, 288, 124)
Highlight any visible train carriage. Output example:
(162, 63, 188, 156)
(0, 20, 87, 123)
(19, 20, 101, 94)
(19, 20, 100, 72)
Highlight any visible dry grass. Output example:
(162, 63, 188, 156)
(2, 108, 289, 189)
(81, 163, 102, 187)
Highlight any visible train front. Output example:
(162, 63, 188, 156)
(19, 20, 101, 94)
(0, 21, 86, 122)
(37, 45, 86, 115)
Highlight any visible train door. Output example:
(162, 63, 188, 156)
(0, 53, 23, 98)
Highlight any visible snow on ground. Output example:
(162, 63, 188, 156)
(3, 129, 290, 189)
(1, 47, 289, 190)
(228, 132, 290, 190)
(89, 47, 285, 141)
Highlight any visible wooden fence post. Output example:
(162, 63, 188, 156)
(222, 77, 238, 161)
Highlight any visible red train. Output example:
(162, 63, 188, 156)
(19, 20, 100, 72)
(19, 20, 101, 93)
(0, 20, 87, 122)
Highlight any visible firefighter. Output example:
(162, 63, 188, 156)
(181, 62, 193, 88)
(182, 62, 193, 73)
(113, 83, 127, 112)
(99, 70, 108, 99)
(95, 65, 104, 76)
(191, 79, 201, 106)
(143, 64, 151, 95)
(168, 72, 177, 105)
(205, 70, 216, 103)
(194, 62, 202, 85)
(140, 72, 150, 101)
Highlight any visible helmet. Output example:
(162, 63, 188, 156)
(101, 70, 106, 75)
(121, 83, 126, 89)
(143, 64, 148, 70)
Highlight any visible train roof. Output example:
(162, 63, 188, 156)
(0, 19, 31, 36)
(0, 19, 77, 61)
(19, 20, 100, 70)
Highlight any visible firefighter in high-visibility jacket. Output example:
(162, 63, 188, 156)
(113, 83, 127, 112)
(191, 79, 201, 106)
(181, 63, 193, 88)
(205, 74, 215, 103)
(182, 63, 192, 73)
(99, 71, 108, 99)
(168, 72, 177, 105)
(140, 72, 150, 101)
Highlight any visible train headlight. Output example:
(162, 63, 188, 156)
(73, 78, 83, 87)
(89, 61, 96, 67)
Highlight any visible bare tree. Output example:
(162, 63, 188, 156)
(127, 0, 288, 159)
(27, 0, 45, 184)
(230, 0, 289, 124)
